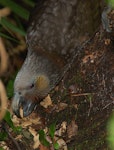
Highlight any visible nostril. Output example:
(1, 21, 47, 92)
(18, 92, 21, 95)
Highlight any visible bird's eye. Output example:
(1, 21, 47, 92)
(29, 83, 34, 89)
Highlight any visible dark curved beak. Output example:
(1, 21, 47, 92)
(12, 93, 37, 118)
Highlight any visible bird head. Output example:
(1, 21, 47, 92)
(12, 54, 50, 117)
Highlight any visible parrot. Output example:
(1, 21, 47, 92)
(12, 0, 104, 117)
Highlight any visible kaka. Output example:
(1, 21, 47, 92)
(12, 0, 104, 117)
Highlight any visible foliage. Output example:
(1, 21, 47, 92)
(53, 142, 59, 150)
(106, 0, 114, 7)
(49, 123, 56, 139)
(0, 17, 26, 36)
(6, 78, 15, 98)
(39, 130, 50, 147)
(0, 0, 30, 20)
(0, 0, 35, 41)
(107, 112, 114, 150)
(0, 111, 22, 143)
(0, 132, 7, 141)
(39, 123, 59, 149)
(4, 110, 22, 133)
(0, 0, 34, 145)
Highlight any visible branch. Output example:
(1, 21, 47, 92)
(0, 80, 7, 120)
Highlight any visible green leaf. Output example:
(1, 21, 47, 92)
(0, 147, 4, 150)
(6, 80, 14, 98)
(22, 0, 35, 7)
(4, 111, 15, 129)
(38, 130, 50, 147)
(4, 111, 22, 133)
(13, 15, 25, 31)
(49, 123, 56, 139)
(15, 126, 22, 133)
(0, 132, 7, 141)
(0, 17, 26, 36)
(107, 113, 114, 150)
(0, 0, 30, 20)
(106, 0, 114, 7)
(0, 32, 19, 43)
(53, 142, 59, 150)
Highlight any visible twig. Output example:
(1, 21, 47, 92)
(3, 121, 21, 150)
(0, 8, 10, 75)
(70, 92, 95, 97)
(87, 99, 93, 116)
(0, 37, 8, 120)
(0, 80, 7, 121)
(102, 102, 114, 110)
(102, 95, 114, 110)
(0, 37, 9, 76)
(0, 7, 11, 18)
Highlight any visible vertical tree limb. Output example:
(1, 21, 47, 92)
(0, 80, 7, 120)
